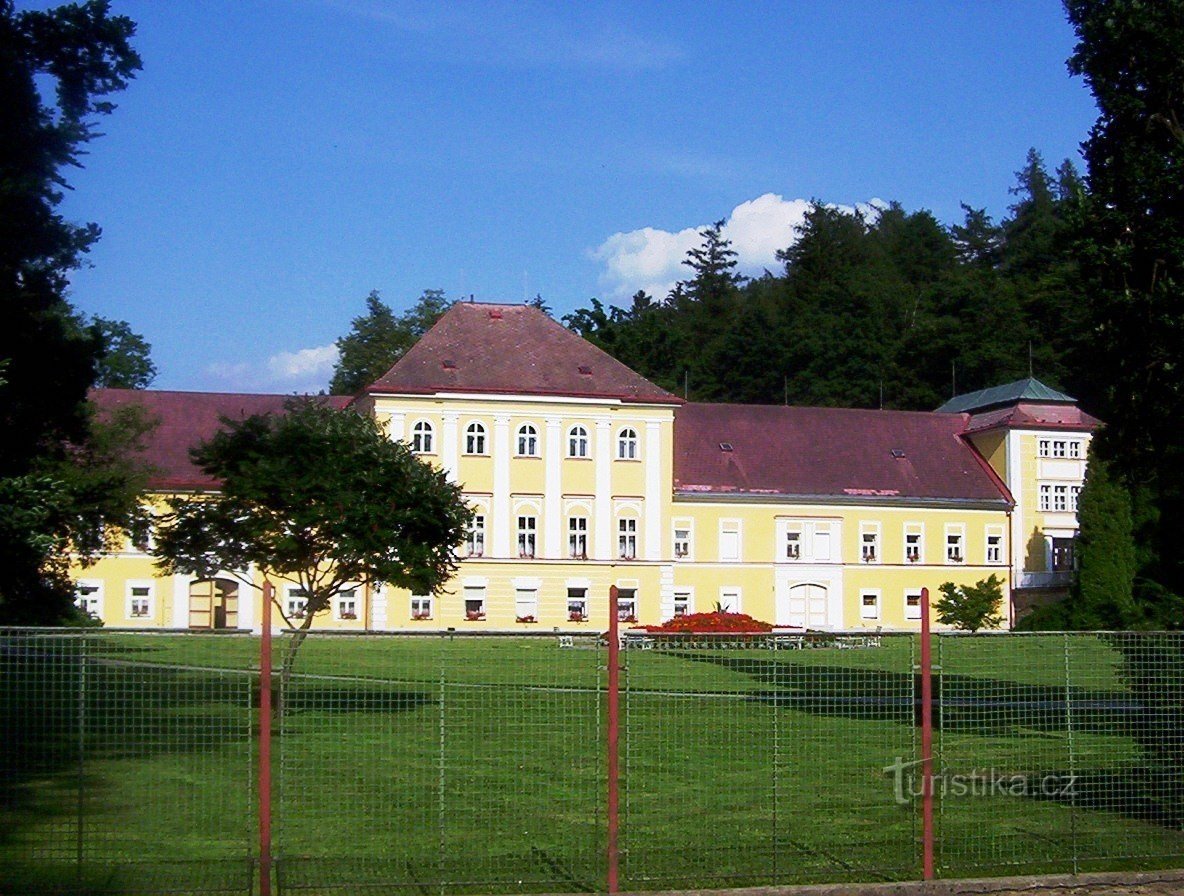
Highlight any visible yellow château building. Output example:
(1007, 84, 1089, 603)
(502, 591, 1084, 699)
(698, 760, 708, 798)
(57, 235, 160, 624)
(73, 302, 1098, 632)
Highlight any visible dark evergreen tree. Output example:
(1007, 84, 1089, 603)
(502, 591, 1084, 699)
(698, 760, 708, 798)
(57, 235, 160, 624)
(330, 289, 450, 394)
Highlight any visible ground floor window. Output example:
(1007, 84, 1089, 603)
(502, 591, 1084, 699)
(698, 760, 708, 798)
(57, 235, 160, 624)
(464, 585, 486, 620)
(616, 588, 637, 622)
(567, 588, 587, 622)
(411, 595, 433, 620)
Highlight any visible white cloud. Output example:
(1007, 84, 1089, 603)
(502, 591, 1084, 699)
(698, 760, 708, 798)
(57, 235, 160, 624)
(591, 194, 887, 302)
(203, 343, 339, 394)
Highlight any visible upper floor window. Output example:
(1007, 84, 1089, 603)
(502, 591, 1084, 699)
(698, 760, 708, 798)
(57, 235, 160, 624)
(945, 529, 965, 564)
(1038, 439, 1051, 457)
(617, 428, 639, 460)
(905, 525, 923, 563)
(784, 529, 801, 560)
(517, 424, 539, 457)
(720, 521, 741, 562)
(1068, 440, 1082, 459)
(986, 528, 1004, 564)
(411, 420, 434, 454)
(465, 422, 486, 455)
(517, 516, 537, 559)
(467, 515, 485, 558)
(568, 425, 589, 458)
(617, 517, 638, 560)
(1070, 485, 1081, 512)
(569, 516, 588, 559)
(1040, 439, 1076, 459)
(860, 524, 880, 563)
(673, 526, 691, 559)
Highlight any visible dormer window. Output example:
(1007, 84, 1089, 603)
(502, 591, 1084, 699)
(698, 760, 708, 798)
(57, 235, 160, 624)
(578, 365, 592, 375)
(719, 442, 734, 452)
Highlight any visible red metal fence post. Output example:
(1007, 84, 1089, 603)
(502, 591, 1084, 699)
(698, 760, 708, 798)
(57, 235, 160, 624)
(607, 584, 620, 894)
(259, 581, 273, 896)
(920, 586, 934, 880)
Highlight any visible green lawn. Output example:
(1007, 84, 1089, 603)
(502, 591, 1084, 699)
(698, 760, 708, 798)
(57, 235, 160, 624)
(1, 631, 1181, 894)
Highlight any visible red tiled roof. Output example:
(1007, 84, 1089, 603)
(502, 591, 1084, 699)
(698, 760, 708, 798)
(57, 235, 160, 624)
(90, 389, 352, 490)
(674, 403, 1010, 505)
(963, 402, 1102, 434)
(366, 302, 681, 405)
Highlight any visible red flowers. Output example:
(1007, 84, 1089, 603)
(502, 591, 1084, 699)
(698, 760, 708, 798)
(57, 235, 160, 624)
(638, 611, 773, 634)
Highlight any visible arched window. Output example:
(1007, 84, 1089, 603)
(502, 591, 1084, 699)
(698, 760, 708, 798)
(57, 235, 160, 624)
(517, 423, 539, 457)
(568, 425, 589, 458)
(411, 420, 434, 454)
(617, 427, 639, 460)
(465, 422, 486, 455)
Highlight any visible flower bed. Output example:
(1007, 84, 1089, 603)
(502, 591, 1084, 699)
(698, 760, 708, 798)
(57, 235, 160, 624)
(635, 610, 774, 634)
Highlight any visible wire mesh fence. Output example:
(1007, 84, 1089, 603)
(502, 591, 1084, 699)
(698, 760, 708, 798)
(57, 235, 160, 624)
(2, 626, 1183, 895)
(0, 628, 256, 895)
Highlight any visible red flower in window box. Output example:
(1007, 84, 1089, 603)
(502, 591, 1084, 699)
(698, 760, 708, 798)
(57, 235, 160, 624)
(569, 611, 587, 622)
(340, 612, 357, 620)
(516, 615, 537, 623)
(412, 611, 432, 620)
(465, 610, 486, 621)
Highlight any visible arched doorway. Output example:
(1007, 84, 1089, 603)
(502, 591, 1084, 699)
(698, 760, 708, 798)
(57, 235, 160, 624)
(780, 583, 829, 630)
(189, 578, 239, 629)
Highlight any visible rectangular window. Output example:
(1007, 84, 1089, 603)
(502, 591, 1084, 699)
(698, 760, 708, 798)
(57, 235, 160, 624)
(1068, 440, 1082, 459)
(617, 518, 637, 560)
(945, 529, 965, 564)
(860, 523, 879, 563)
(517, 515, 537, 558)
(905, 526, 923, 563)
(126, 582, 154, 619)
(616, 588, 637, 622)
(1053, 440, 1067, 458)
(1039, 484, 1052, 512)
(784, 529, 802, 560)
(515, 587, 538, 622)
(673, 526, 691, 559)
(410, 595, 433, 620)
(719, 587, 742, 614)
(1070, 485, 1081, 512)
(1053, 484, 1069, 512)
(286, 587, 308, 619)
(673, 590, 692, 617)
(335, 588, 358, 621)
(1038, 439, 1051, 458)
(1052, 538, 1076, 572)
(986, 528, 1003, 564)
(904, 590, 922, 621)
(719, 521, 741, 562)
(75, 582, 102, 619)
(463, 585, 486, 620)
(467, 515, 485, 558)
(568, 516, 588, 559)
(860, 591, 880, 620)
(567, 587, 587, 622)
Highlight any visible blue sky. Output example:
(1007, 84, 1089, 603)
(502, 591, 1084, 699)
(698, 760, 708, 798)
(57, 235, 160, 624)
(51, 0, 1098, 393)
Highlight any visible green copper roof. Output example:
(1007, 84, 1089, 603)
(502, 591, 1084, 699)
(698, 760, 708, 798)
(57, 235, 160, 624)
(936, 378, 1076, 414)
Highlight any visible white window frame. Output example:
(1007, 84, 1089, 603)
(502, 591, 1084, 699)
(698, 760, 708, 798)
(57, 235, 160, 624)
(616, 587, 637, 622)
(568, 516, 588, 559)
(1052, 439, 1067, 458)
(1068, 440, 1082, 459)
(672, 520, 693, 560)
(285, 585, 309, 620)
(1053, 484, 1069, 512)
(515, 587, 538, 622)
(567, 424, 590, 459)
(463, 584, 486, 620)
(334, 587, 360, 621)
(616, 427, 639, 460)
(410, 420, 434, 454)
(860, 522, 880, 564)
(125, 580, 155, 620)
(904, 589, 923, 621)
(986, 526, 1004, 564)
(719, 519, 742, 562)
(617, 517, 638, 560)
(945, 526, 966, 564)
(1039, 483, 1053, 512)
(904, 523, 924, 564)
(516, 423, 539, 457)
(517, 515, 537, 559)
(718, 587, 742, 614)
(464, 421, 487, 455)
(1038, 438, 1051, 458)
(467, 514, 486, 558)
(75, 580, 103, 619)
(1070, 485, 1082, 512)
(860, 589, 880, 621)
(673, 589, 693, 618)
(567, 587, 588, 622)
(410, 594, 433, 620)
(784, 527, 802, 561)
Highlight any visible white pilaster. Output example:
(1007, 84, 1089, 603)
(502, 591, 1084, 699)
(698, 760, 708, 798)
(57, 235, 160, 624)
(237, 571, 257, 633)
(171, 574, 189, 628)
(594, 419, 612, 560)
(644, 420, 662, 561)
(441, 412, 460, 482)
(493, 415, 511, 558)
(544, 417, 562, 559)
(371, 584, 388, 630)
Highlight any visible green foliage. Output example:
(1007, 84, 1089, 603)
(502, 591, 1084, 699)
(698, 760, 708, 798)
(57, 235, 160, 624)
(1070, 456, 1139, 628)
(0, 0, 145, 623)
(154, 399, 472, 637)
(87, 315, 157, 388)
(935, 575, 1004, 632)
(329, 289, 450, 394)
(1066, 0, 1184, 611)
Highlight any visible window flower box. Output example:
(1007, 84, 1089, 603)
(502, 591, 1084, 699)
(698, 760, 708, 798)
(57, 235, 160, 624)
(516, 615, 537, 623)
(340, 612, 357, 620)
(412, 612, 432, 620)
(569, 612, 587, 622)
(465, 610, 486, 621)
